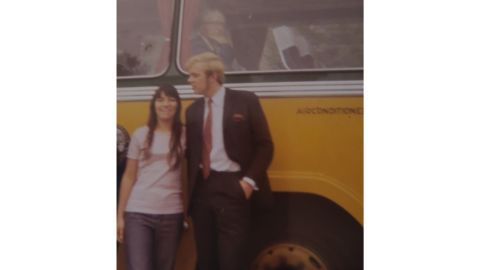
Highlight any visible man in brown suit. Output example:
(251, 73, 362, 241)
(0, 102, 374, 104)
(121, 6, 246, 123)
(185, 52, 274, 270)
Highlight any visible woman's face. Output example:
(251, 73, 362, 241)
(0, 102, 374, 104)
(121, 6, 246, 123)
(154, 92, 178, 121)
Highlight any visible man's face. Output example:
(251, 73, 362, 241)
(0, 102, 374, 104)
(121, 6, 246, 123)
(187, 63, 210, 96)
(202, 21, 226, 38)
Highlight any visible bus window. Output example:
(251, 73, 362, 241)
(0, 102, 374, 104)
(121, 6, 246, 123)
(178, 0, 363, 73)
(117, 0, 174, 77)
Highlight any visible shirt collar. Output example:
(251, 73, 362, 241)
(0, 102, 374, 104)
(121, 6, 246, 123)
(205, 86, 225, 107)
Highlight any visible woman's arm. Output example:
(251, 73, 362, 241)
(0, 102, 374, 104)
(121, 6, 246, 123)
(116, 158, 138, 243)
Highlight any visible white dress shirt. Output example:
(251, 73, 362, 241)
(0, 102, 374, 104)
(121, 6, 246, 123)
(203, 87, 258, 190)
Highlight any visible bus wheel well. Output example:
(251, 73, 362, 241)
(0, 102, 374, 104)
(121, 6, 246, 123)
(247, 192, 363, 270)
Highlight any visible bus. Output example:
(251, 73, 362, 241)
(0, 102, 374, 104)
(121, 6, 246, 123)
(117, 0, 363, 269)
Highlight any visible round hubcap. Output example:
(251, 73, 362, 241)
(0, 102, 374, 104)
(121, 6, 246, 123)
(251, 243, 328, 270)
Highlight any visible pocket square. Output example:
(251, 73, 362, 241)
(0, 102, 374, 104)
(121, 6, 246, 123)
(232, 113, 245, 122)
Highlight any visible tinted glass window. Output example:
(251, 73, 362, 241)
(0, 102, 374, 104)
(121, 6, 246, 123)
(117, 0, 174, 77)
(179, 0, 363, 73)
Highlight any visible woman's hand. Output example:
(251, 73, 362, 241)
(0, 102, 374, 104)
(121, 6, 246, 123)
(117, 216, 125, 243)
(116, 159, 138, 244)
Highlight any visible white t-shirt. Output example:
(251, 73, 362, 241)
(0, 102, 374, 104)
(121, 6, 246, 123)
(125, 126, 185, 214)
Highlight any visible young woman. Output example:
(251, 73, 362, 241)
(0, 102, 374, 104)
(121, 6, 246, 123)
(117, 85, 185, 270)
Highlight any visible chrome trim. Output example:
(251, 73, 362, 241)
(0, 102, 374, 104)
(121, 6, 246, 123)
(117, 64, 169, 80)
(175, 0, 186, 72)
(117, 80, 363, 101)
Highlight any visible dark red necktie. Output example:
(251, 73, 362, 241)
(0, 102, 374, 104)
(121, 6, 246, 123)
(202, 98, 213, 179)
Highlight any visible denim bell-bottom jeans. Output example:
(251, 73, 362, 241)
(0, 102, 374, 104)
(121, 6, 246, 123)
(124, 212, 183, 270)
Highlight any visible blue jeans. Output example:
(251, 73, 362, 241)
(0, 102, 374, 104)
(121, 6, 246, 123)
(124, 212, 183, 270)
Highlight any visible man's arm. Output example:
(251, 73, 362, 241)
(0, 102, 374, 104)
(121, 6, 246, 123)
(184, 105, 195, 163)
(244, 92, 274, 181)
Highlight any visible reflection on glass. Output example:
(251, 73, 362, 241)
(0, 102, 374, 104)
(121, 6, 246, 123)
(180, 0, 363, 72)
(117, 0, 174, 77)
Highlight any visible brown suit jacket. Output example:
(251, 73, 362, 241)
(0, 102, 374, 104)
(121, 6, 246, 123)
(185, 88, 274, 212)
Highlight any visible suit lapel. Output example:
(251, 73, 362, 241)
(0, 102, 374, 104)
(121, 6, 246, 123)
(223, 88, 234, 133)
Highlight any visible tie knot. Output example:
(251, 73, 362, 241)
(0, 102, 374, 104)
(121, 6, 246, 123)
(208, 98, 213, 105)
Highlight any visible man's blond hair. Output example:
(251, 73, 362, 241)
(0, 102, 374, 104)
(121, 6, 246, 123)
(186, 52, 225, 85)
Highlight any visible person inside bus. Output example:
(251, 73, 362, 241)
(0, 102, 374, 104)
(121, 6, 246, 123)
(184, 52, 274, 270)
(190, 9, 243, 71)
(117, 85, 185, 270)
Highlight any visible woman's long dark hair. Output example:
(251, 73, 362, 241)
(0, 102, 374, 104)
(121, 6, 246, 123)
(143, 85, 183, 169)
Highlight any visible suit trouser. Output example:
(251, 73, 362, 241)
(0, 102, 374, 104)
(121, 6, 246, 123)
(191, 170, 251, 270)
